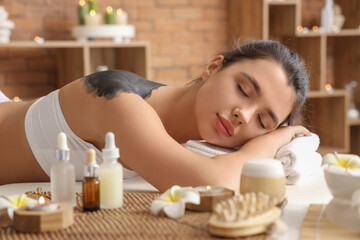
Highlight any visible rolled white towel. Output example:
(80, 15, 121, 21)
(185, 133, 321, 185)
(285, 151, 322, 185)
(275, 133, 320, 170)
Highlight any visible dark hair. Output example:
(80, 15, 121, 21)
(221, 40, 309, 126)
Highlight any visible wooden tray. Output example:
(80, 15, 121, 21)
(300, 204, 360, 240)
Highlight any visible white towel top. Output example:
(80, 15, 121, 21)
(0, 90, 10, 103)
(185, 133, 322, 185)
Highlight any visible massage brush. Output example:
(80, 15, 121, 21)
(208, 192, 281, 237)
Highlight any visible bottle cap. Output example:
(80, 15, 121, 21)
(57, 132, 69, 150)
(86, 149, 97, 166)
(56, 132, 70, 161)
(102, 132, 120, 159)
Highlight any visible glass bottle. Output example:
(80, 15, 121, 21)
(50, 132, 76, 206)
(98, 132, 123, 209)
(82, 148, 100, 211)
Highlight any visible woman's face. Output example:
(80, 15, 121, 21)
(195, 57, 295, 148)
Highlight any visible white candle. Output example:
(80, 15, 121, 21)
(196, 185, 225, 194)
(26, 196, 58, 212)
(115, 8, 128, 25)
(34, 36, 44, 44)
(85, 9, 102, 26)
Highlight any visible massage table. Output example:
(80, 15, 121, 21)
(0, 168, 332, 239)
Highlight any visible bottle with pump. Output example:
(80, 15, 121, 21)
(50, 132, 76, 206)
(82, 148, 100, 211)
(98, 132, 123, 209)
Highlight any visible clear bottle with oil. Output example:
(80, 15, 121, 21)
(50, 132, 76, 206)
(98, 132, 123, 209)
(82, 148, 100, 211)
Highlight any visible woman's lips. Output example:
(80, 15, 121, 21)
(216, 114, 235, 137)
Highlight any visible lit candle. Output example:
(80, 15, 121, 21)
(85, 10, 102, 26)
(195, 185, 225, 194)
(26, 196, 58, 212)
(105, 6, 115, 24)
(325, 84, 334, 93)
(13, 96, 21, 102)
(88, 0, 99, 13)
(312, 25, 319, 32)
(34, 36, 44, 44)
(115, 8, 128, 25)
(296, 25, 303, 33)
(78, 0, 89, 25)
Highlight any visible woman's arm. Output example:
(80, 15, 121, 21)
(96, 93, 309, 193)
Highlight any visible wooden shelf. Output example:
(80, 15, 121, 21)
(317, 146, 348, 155)
(349, 119, 360, 126)
(267, 0, 298, 6)
(227, 0, 360, 154)
(0, 40, 150, 48)
(295, 29, 360, 37)
(307, 90, 347, 98)
(0, 40, 150, 88)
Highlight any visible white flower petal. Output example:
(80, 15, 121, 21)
(151, 199, 169, 215)
(163, 200, 185, 219)
(150, 186, 201, 219)
(179, 189, 200, 205)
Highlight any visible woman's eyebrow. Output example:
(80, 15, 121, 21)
(241, 72, 279, 127)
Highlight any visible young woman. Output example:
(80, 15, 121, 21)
(0, 40, 310, 193)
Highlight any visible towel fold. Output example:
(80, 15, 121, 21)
(0, 90, 10, 103)
(185, 133, 322, 185)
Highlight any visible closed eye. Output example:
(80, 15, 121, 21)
(257, 114, 265, 129)
(237, 84, 249, 98)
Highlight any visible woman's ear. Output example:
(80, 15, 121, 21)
(201, 55, 224, 81)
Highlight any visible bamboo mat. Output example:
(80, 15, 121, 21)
(0, 191, 270, 240)
(300, 204, 360, 240)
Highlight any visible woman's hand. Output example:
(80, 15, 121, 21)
(240, 125, 310, 159)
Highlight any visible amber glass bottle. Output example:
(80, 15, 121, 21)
(82, 149, 100, 211)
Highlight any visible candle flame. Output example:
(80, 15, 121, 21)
(90, 9, 96, 16)
(296, 25, 303, 32)
(117, 8, 123, 15)
(332, 25, 338, 32)
(325, 84, 332, 91)
(206, 185, 212, 191)
(312, 25, 319, 32)
(79, 0, 85, 6)
(107, 6, 113, 14)
(13, 96, 20, 102)
(34, 36, 40, 42)
(39, 196, 45, 204)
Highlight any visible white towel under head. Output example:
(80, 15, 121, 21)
(185, 133, 322, 185)
(0, 90, 10, 103)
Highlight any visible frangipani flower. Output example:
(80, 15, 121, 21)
(151, 185, 200, 219)
(0, 194, 36, 210)
(323, 153, 360, 170)
(0, 194, 37, 220)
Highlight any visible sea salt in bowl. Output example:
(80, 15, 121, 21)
(323, 153, 360, 200)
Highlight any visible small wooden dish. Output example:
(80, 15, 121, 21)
(208, 207, 281, 237)
(186, 188, 234, 212)
(13, 203, 74, 232)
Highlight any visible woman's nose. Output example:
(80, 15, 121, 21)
(232, 107, 255, 125)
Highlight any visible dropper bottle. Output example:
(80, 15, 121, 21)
(50, 132, 76, 206)
(82, 148, 100, 211)
(98, 132, 123, 209)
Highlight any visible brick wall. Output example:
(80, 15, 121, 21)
(0, 0, 227, 98)
(0, 0, 324, 99)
